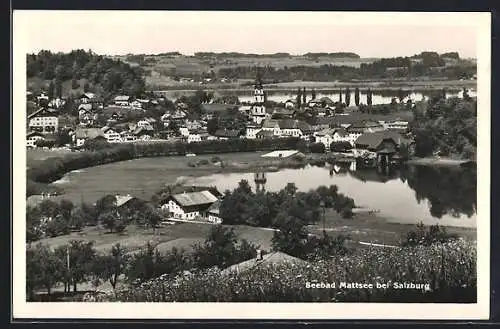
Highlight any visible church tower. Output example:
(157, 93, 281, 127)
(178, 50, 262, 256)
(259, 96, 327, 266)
(251, 77, 266, 124)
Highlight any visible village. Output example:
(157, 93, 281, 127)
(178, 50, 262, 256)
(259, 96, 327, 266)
(25, 76, 423, 228)
(27, 78, 414, 159)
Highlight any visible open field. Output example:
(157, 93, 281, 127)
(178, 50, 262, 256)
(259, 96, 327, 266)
(38, 151, 279, 204)
(124, 55, 376, 75)
(33, 206, 476, 256)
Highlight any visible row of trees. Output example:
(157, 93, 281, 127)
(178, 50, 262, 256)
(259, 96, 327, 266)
(295, 87, 376, 108)
(217, 60, 475, 82)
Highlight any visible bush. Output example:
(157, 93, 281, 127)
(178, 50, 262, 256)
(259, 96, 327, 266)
(197, 159, 209, 166)
(309, 142, 326, 154)
(401, 222, 458, 247)
(330, 141, 353, 152)
(211, 156, 222, 163)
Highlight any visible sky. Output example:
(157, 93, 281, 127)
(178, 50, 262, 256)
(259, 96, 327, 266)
(13, 11, 487, 58)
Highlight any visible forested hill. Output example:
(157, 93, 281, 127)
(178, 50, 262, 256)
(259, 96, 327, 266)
(26, 50, 146, 100)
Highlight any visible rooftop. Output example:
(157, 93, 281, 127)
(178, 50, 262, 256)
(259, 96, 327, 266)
(75, 128, 105, 139)
(221, 251, 308, 276)
(355, 130, 411, 149)
(115, 195, 136, 207)
(171, 190, 219, 207)
(114, 95, 131, 101)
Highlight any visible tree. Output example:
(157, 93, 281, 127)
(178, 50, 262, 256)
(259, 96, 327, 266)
(207, 117, 219, 135)
(309, 142, 326, 153)
(296, 88, 302, 108)
(311, 88, 316, 100)
(143, 205, 161, 234)
(82, 137, 112, 151)
(45, 214, 71, 237)
(55, 240, 97, 292)
(27, 244, 65, 299)
(354, 87, 360, 106)
(330, 141, 353, 152)
(99, 210, 125, 234)
(192, 225, 244, 269)
(83, 82, 90, 92)
(125, 242, 156, 283)
(302, 87, 306, 106)
(26, 206, 43, 243)
(95, 195, 117, 214)
(93, 243, 129, 291)
(345, 88, 351, 106)
(271, 213, 309, 258)
(71, 78, 79, 90)
(367, 88, 373, 106)
(47, 80, 55, 99)
(304, 231, 350, 260)
(338, 88, 343, 104)
(55, 80, 63, 98)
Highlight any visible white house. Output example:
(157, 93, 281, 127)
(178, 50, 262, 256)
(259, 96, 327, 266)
(48, 98, 65, 109)
(179, 127, 190, 137)
(120, 130, 137, 142)
(187, 133, 202, 144)
(380, 120, 409, 131)
(314, 127, 352, 149)
(130, 100, 142, 108)
(26, 131, 45, 148)
(261, 119, 313, 139)
(261, 119, 282, 137)
(36, 92, 49, 104)
(80, 93, 96, 104)
(206, 201, 222, 224)
(28, 108, 59, 134)
(161, 190, 219, 220)
(114, 95, 131, 106)
(101, 126, 122, 143)
(245, 124, 262, 139)
(137, 120, 154, 131)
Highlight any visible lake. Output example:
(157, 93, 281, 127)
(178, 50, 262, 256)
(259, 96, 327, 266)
(50, 157, 477, 228)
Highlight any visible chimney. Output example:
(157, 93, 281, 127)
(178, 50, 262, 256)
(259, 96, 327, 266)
(256, 249, 263, 261)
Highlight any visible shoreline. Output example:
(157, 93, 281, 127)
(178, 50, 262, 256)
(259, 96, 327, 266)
(406, 156, 473, 166)
(151, 79, 477, 93)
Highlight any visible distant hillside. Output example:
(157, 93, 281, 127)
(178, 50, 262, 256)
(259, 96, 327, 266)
(26, 50, 146, 100)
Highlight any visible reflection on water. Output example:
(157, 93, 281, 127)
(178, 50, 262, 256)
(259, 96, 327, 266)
(237, 90, 478, 104)
(188, 162, 477, 228)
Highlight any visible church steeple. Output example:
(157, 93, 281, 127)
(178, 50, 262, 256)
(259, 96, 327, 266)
(253, 75, 264, 104)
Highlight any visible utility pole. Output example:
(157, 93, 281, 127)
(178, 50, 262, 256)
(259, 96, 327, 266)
(320, 200, 326, 233)
(66, 245, 71, 293)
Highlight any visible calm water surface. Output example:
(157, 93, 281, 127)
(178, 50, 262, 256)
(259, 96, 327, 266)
(52, 158, 477, 228)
